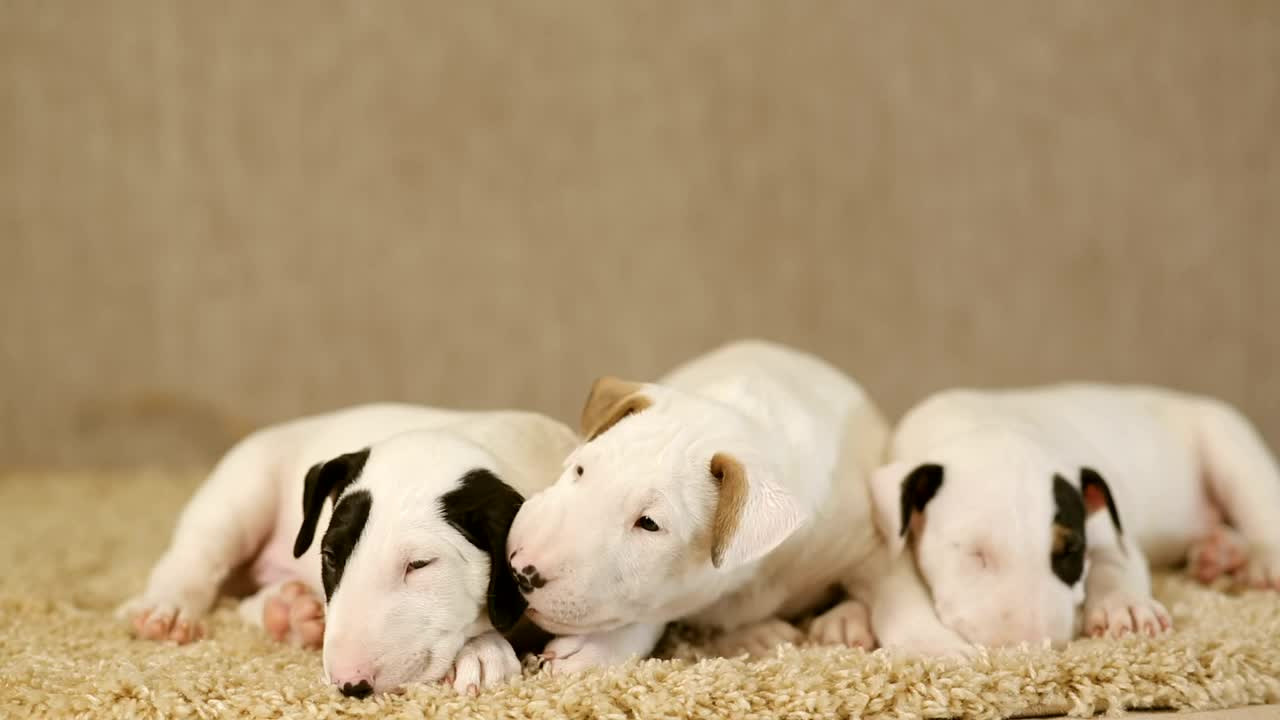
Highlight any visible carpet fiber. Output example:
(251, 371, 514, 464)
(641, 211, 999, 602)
(2, 470, 1279, 719)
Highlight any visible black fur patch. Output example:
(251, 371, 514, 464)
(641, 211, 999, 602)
(898, 463, 945, 538)
(1051, 474, 1087, 586)
(439, 469, 528, 633)
(320, 489, 372, 601)
(293, 449, 371, 559)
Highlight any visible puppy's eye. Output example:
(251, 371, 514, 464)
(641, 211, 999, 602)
(405, 558, 435, 575)
(575, 465, 584, 477)
(634, 516, 660, 532)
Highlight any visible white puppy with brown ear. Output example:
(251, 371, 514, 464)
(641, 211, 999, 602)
(119, 404, 578, 696)
(506, 340, 954, 673)
(869, 384, 1280, 649)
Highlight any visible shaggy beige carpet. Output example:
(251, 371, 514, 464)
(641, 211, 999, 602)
(2, 470, 1279, 719)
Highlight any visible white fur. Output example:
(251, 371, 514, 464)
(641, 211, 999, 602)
(119, 404, 577, 695)
(872, 384, 1280, 648)
(506, 340, 911, 672)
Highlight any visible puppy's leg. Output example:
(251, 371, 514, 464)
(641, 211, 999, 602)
(118, 436, 280, 643)
(442, 631, 522, 696)
(1083, 531, 1171, 638)
(1186, 521, 1249, 584)
(1194, 399, 1280, 590)
(861, 551, 972, 657)
(238, 579, 325, 649)
(712, 617, 805, 658)
(807, 599, 874, 651)
(540, 622, 666, 675)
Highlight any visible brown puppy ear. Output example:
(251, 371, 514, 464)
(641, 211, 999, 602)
(708, 452, 807, 569)
(709, 453, 748, 568)
(580, 376, 651, 440)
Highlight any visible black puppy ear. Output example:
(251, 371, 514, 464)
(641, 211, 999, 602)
(293, 449, 370, 558)
(899, 463, 944, 539)
(439, 469, 528, 633)
(1080, 467, 1123, 536)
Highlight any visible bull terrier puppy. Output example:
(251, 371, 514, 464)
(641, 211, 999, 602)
(869, 384, 1280, 648)
(505, 340, 965, 673)
(119, 404, 578, 696)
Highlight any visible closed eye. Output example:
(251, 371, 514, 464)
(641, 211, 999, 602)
(971, 548, 990, 570)
(405, 558, 436, 576)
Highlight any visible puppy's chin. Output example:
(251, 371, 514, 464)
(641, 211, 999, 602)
(383, 635, 462, 692)
(525, 608, 623, 635)
(369, 652, 436, 696)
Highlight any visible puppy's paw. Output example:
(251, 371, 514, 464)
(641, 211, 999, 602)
(539, 635, 617, 676)
(262, 580, 325, 649)
(1084, 593, 1172, 639)
(807, 600, 875, 650)
(712, 618, 804, 659)
(1187, 525, 1249, 584)
(1229, 542, 1280, 591)
(441, 631, 521, 695)
(118, 590, 210, 644)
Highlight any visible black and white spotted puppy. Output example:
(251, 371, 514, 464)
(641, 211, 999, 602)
(869, 384, 1280, 649)
(119, 404, 578, 697)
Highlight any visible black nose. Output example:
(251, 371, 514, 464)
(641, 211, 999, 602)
(340, 680, 373, 699)
(512, 563, 548, 594)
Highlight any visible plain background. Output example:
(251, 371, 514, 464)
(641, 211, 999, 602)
(2, 2, 1277, 468)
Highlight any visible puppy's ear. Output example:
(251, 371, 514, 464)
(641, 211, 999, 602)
(580, 376, 652, 440)
(868, 462, 943, 556)
(440, 469, 528, 633)
(1080, 467, 1123, 536)
(708, 452, 809, 569)
(293, 449, 370, 558)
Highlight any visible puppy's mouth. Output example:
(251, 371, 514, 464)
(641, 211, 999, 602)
(525, 608, 621, 635)
(375, 649, 442, 694)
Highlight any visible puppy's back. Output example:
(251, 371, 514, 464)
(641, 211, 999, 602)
(444, 411, 580, 498)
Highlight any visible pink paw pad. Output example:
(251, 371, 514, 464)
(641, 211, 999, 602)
(1188, 526, 1248, 584)
(263, 580, 325, 649)
(130, 607, 206, 644)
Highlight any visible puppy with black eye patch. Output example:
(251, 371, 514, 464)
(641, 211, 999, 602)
(119, 404, 578, 697)
(870, 383, 1280, 651)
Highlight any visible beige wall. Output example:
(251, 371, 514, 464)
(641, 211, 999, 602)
(2, 2, 1278, 468)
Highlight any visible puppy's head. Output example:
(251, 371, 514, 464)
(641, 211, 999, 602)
(506, 377, 809, 634)
(869, 434, 1123, 647)
(291, 431, 526, 696)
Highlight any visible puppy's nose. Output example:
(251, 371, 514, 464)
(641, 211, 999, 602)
(510, 559, 549, 594)
(340, 680, 373, 699)
(330, 663, 376, 699)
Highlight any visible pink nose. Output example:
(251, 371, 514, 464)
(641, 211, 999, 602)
(329, 665, 376, 699)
